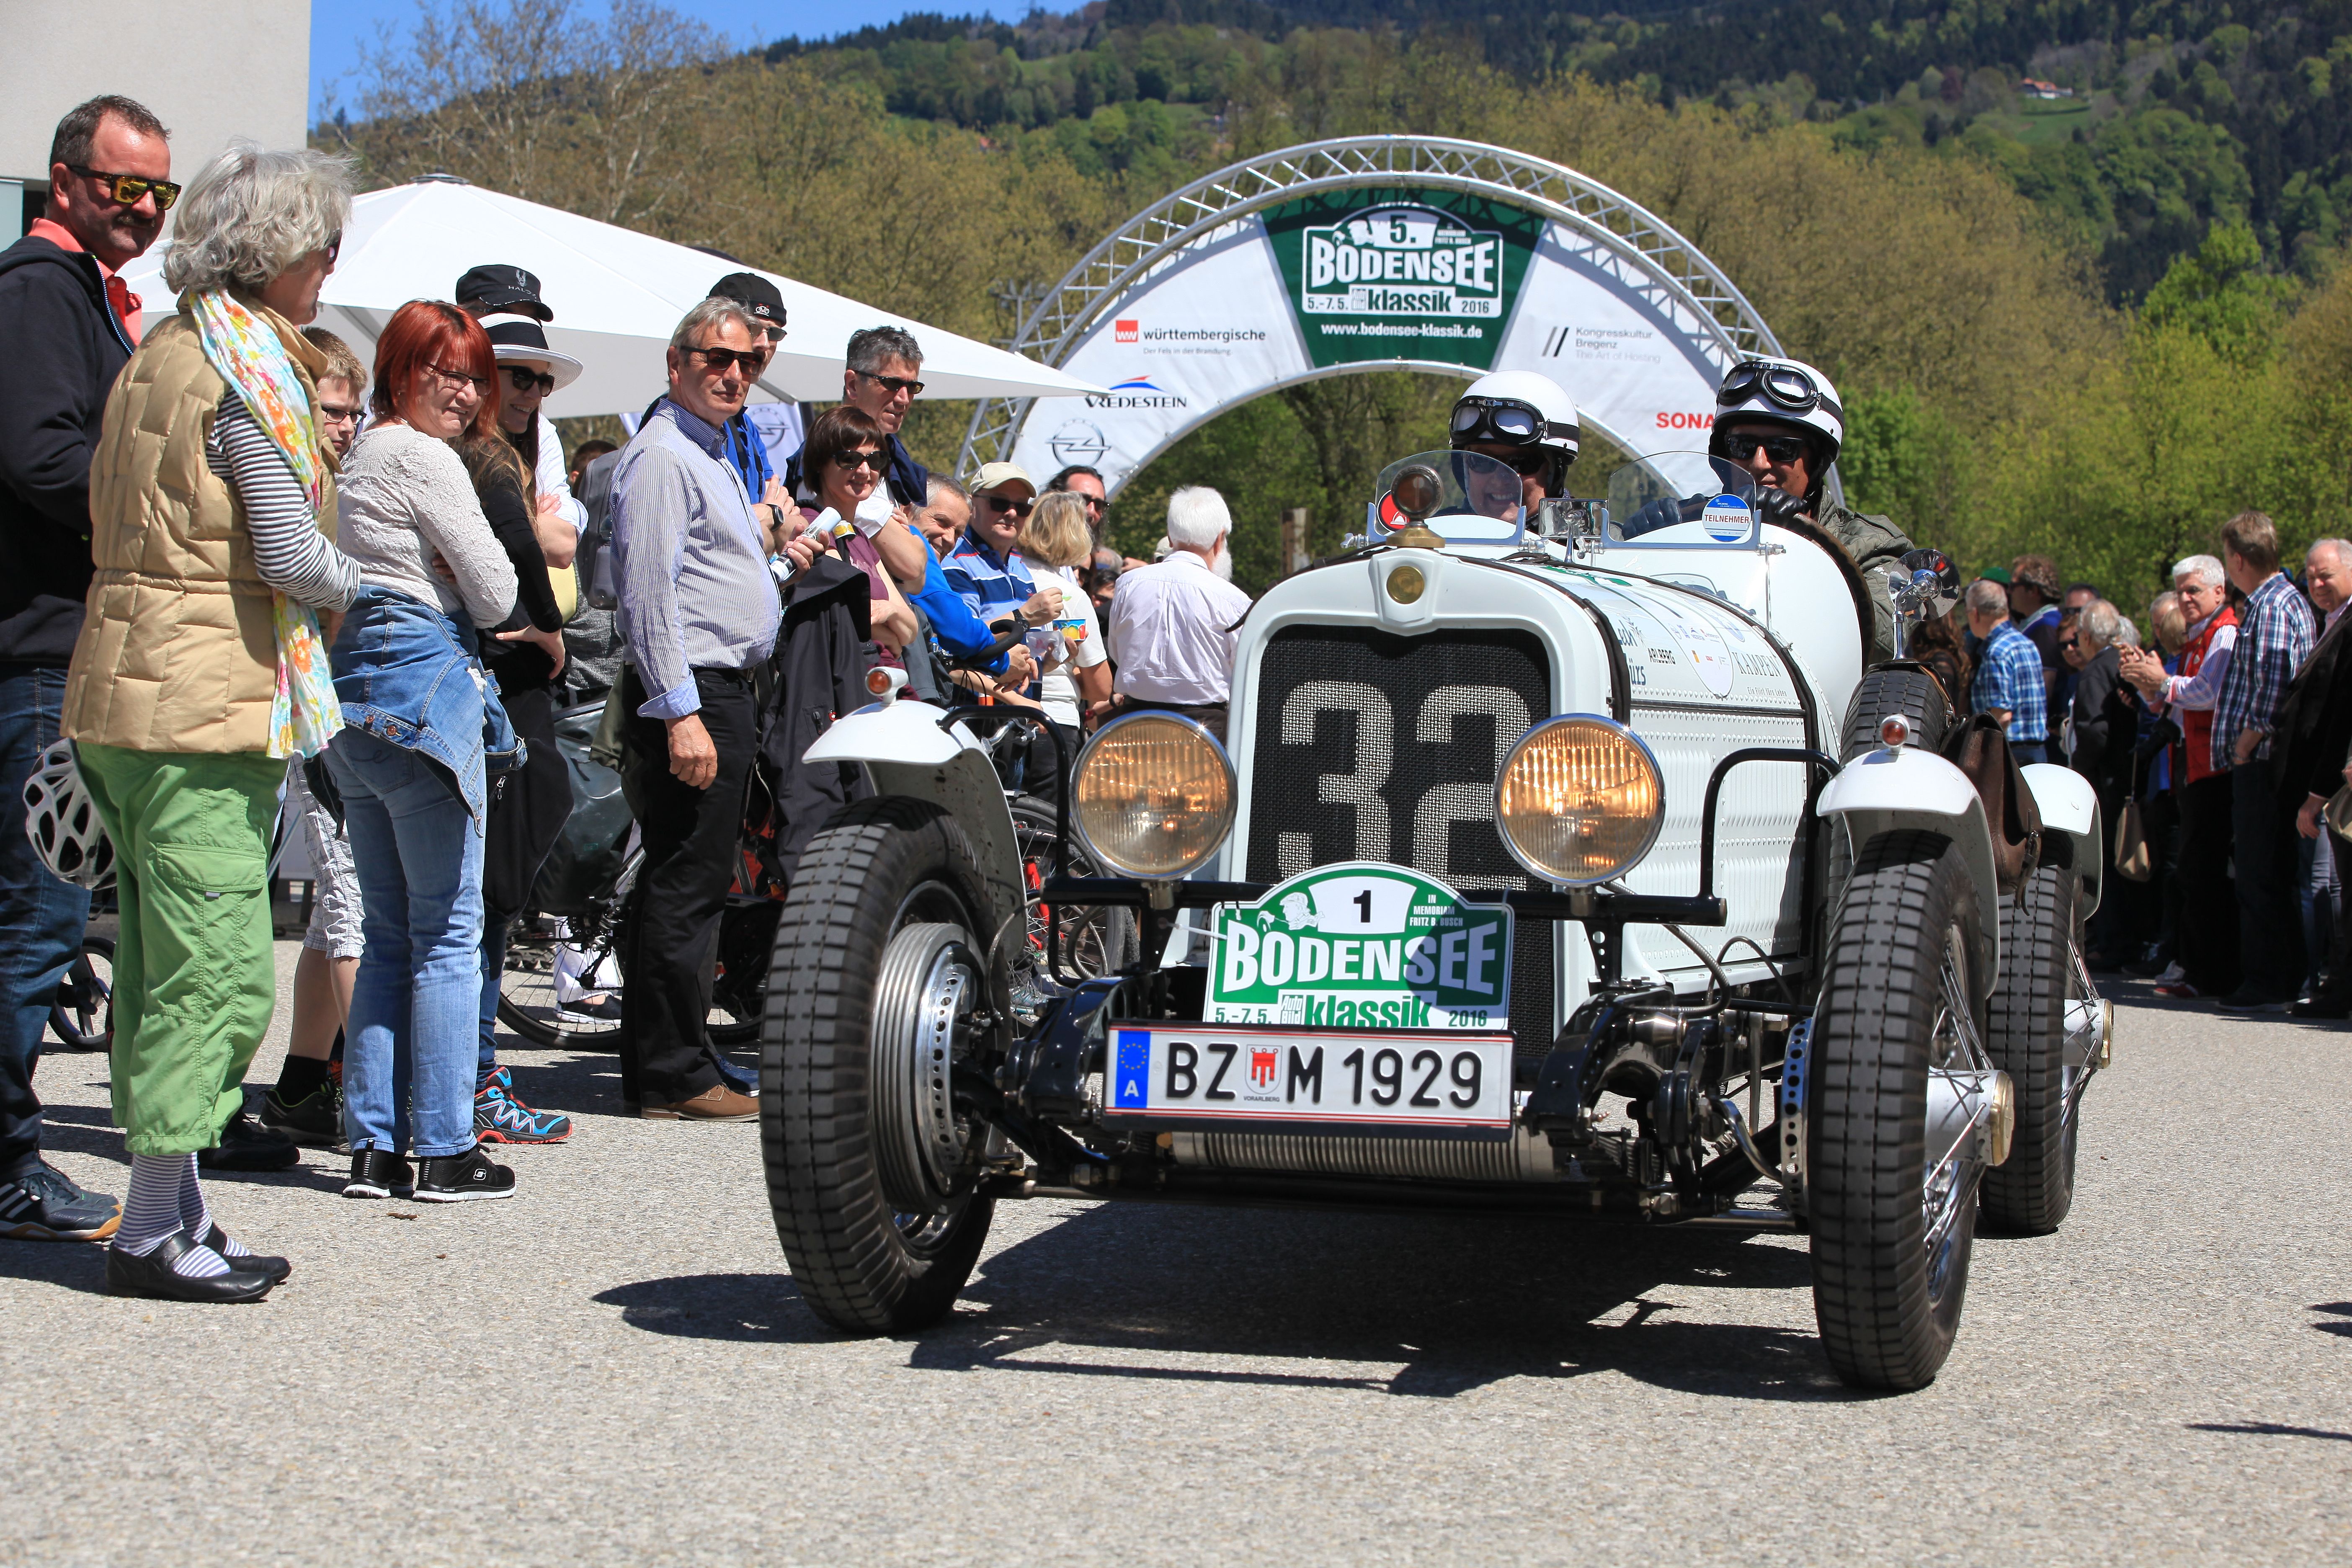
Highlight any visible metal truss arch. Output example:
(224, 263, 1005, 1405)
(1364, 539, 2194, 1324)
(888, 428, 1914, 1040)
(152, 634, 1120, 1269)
(960, 134, 1783, 478)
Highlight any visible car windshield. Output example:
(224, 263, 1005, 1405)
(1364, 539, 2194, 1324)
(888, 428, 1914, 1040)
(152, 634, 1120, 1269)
(1369, 449, 1525, 544)
(1602, 452, 1761, 547)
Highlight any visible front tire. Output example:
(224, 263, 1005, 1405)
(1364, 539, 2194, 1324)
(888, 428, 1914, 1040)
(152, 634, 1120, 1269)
(1810, 829, 1988, 1390)
(761, 797, 1001, 1335)
(1981, 862, 2078, 1233)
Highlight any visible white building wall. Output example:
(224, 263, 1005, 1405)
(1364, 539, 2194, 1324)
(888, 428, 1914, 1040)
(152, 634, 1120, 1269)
(0, 0, 310, 237)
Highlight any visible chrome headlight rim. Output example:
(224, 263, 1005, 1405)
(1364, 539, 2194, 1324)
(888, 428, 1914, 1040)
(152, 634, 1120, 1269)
(1069, 709, 1238, 881)
(1491, 712, 1667, 888)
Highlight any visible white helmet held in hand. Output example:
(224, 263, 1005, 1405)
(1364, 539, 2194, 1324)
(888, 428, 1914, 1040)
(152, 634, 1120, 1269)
(23, 740, 114, 891)
(1709, 355, 1844, 473)
(1449, 369, 1581, 496)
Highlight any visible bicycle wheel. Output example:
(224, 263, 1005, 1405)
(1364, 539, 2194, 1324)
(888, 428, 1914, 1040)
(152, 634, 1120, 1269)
(47, 935, 115, 1053)
(497, 915, 624, 1048)
(1008, 795, 1137, 985)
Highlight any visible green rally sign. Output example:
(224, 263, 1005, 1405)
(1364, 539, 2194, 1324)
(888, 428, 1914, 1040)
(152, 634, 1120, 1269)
(1262, 187, 1542, 371)
(1210, 863, 1515, 1031)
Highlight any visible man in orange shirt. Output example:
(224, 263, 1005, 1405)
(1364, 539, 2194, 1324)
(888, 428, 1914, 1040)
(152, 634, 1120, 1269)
(0, 95, 172, 1243)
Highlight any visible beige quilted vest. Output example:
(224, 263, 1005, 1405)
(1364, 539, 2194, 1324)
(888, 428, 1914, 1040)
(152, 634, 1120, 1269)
(62, 304, 336, 754)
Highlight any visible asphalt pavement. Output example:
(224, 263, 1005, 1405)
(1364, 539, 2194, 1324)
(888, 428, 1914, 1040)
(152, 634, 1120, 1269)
(3, 941, 2348, 1566)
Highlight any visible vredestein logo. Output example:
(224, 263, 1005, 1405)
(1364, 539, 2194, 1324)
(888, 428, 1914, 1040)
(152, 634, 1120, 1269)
(1300, 205, 1504, 318)
(1086, 374, 1188, 410)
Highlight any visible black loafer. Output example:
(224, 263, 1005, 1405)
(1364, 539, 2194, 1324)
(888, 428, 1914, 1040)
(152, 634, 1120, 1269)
(198, 1111, 301, 1173)
(343, 1148, 415, 1199)
(105, 1229, 275, 1302)
(202, 1224, 291, 1284)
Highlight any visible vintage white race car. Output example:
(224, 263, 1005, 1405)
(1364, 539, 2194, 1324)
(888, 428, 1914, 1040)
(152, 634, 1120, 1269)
(756, 448, 2112, 1391)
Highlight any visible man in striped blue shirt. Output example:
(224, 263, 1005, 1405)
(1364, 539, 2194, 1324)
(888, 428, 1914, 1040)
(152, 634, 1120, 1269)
(943, 462, 1060, 698)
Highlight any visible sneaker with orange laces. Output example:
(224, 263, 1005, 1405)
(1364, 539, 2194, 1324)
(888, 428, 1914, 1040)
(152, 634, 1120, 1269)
(474, 1066, 573, 1144)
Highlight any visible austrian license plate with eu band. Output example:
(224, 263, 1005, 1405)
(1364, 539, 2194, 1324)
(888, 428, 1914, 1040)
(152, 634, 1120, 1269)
(1103, 1024, 1516, 1133)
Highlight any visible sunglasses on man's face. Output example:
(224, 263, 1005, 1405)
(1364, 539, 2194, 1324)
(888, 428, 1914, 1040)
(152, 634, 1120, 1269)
(686, 345, 768, 374)
(857, 370, 925, 398)
(833, 448, 888, 473)
(69, 166, 180, 212)
(982, 493, 1034, 518)
(1721, 432, 1811, 464)
(506, 366, 556, 395)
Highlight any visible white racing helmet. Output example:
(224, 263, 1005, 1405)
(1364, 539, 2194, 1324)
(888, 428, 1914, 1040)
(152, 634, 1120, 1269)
(1709, 355, 1844, 482)
(1449, 370, 1581, 496)
(23, 740, 115, 892)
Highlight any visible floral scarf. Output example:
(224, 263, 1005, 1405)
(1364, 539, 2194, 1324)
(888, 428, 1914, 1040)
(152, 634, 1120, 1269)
(190, 289, 343, 759)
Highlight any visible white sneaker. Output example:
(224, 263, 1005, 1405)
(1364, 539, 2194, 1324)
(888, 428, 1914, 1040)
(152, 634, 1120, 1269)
(2153, 962, 2184, 985)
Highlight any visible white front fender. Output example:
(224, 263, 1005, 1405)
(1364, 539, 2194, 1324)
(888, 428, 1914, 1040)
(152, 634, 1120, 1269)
(802, 696, 1025, 936)
(2020, 762, 2104, 918)
(1817, 744, 2002, 992)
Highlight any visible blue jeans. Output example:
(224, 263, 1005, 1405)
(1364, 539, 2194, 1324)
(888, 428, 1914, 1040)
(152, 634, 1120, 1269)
(329, 730, 484, 1159)
(2009, 738, 2055, 767)
(478, 914, 506, 1077)
(0, 665, 91, 1181)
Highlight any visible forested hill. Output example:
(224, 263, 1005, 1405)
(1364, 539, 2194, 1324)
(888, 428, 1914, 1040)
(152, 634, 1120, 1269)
(765, 0, 2352, 301)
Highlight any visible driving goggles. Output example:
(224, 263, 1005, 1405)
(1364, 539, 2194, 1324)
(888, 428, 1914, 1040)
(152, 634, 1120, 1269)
(1449, 395, 1576, 449)
(68, 166, 181, 211)
(1716, 360, 1842, 419)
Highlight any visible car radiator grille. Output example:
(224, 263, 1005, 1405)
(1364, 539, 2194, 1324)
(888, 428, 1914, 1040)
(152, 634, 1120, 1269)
(1240, 626, 1558, 1053)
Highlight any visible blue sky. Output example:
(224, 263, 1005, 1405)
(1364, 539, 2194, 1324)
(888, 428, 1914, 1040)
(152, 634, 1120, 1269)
(312, 1, 1032, 119)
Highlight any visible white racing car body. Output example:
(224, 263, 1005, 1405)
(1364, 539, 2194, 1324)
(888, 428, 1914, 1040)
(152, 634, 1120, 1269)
(766, 448, 2108, 1393)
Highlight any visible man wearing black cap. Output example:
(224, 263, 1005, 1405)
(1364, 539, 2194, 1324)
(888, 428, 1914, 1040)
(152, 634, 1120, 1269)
(704, 271, 790, 509)
(455, 264, 585, 538)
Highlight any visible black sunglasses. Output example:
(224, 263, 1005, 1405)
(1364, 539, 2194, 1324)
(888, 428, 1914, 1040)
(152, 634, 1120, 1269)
(68, 165, 180, 211)
(982, 493, 1035, 518)
(686, 346, 768, 374)
(833, 448, 887, 472)
(856, 369, 925, 397)
(1720, 432, 1811, 464)
(505, 366, 555, 395)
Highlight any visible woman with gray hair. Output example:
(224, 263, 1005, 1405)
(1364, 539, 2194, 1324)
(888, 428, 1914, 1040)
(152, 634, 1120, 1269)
(59, 141, 361, 1300)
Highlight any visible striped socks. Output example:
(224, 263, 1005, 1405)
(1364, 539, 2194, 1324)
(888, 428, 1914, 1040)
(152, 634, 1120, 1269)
(113, 1153, 230, 1279)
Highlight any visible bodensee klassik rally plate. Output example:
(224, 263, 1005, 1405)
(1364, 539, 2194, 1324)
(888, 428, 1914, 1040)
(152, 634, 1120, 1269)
(1096, 863, 1518, 1133)
(1205, 861, 1514, 1030)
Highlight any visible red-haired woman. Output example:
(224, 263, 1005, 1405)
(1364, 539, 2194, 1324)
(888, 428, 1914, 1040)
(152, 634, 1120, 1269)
(325, 299, 524, 1204)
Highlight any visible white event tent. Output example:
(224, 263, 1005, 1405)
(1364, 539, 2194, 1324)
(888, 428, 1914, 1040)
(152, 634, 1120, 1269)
(116, 173, 1104, 417)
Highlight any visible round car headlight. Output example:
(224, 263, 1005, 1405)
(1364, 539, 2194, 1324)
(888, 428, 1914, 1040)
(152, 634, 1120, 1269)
(1493, 715, 1666, 886)
(1070, 712, 1237, 879)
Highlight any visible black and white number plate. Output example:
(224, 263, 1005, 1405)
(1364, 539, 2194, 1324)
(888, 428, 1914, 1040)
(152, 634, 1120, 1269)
(1105, 1023, 1515, 1132)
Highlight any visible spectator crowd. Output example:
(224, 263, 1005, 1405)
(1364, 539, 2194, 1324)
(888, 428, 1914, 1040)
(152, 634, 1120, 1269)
(0, 98, 1250, 1301)
(1948, 524, 2352, 1019)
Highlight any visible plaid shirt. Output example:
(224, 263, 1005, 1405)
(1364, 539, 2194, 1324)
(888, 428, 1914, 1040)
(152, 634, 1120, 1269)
(2211, 570, 2316, 771)
(1972, 619, 2049, 741)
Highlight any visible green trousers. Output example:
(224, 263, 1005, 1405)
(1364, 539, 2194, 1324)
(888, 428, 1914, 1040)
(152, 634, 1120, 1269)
(75, 743, 281, 1155)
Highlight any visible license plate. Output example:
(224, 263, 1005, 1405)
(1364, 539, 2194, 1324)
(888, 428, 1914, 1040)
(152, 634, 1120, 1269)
(1104, 1023, 1515, 1131)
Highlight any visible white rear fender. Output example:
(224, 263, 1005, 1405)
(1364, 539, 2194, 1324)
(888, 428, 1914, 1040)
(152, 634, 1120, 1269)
(802, 682, 1026, 935)
(2020, 762, 2104, 919)
(1817, 743, 2001, 991)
